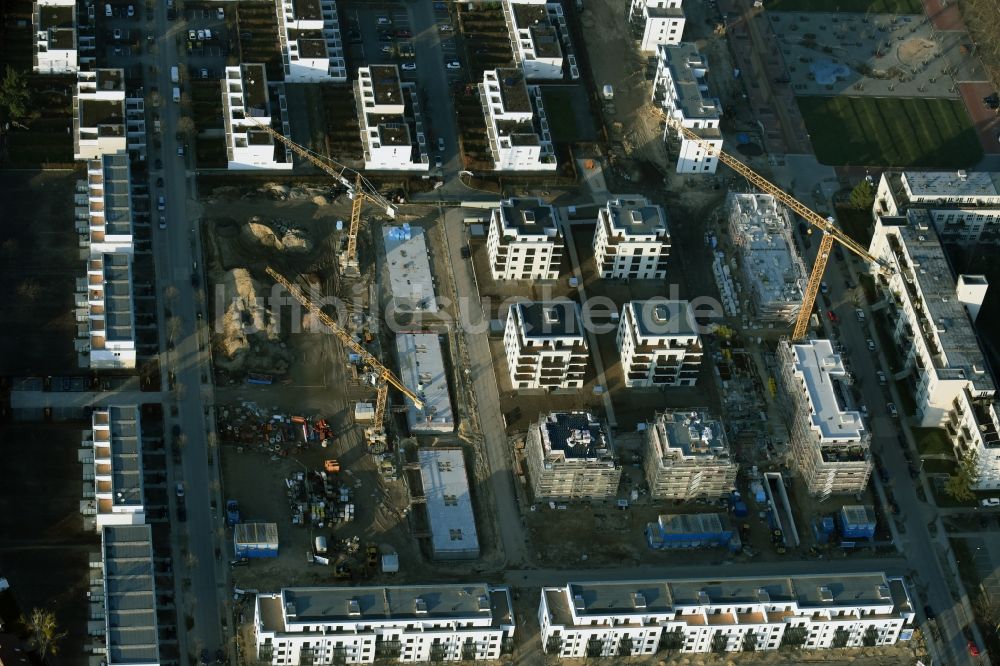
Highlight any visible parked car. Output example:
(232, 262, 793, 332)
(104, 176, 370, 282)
(981, 498, 1000, 507)
(886, 402, 899, 418)
(217, 6, 224, 19)
(197, 29, 206, 40)
(435, 154, 443, 168)
(867, 338, 876, 352)
(177, 145, 184, 157)
(446, 60, 461, 69)
(376, 15, 390, 25)
(401, 62, 416, 71)
(440, 23, 453, 31)
(378, 31, 393, 42)
(968, 641, 980, 657)
(126, 4, 134, 16)
(157, 195, 165, 211)
(855, 308, 866, 322)
(175, 482, 185, 498)
(826, 310, 839, 323)
(395, 29, 411, 38)
(461, 245, 471, 259)
(225, 499, 240, 526)
(113, 27, 122, 39)
(877, 370, 887, 385)
(819, 281, 829, 295)
(159, 215, 167, 229)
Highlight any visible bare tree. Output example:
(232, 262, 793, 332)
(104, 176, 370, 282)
(168, 315, 183, 341)
(165, 285, 180, 302)
(176, 116, 196, 137)
(21, 608, 67, 661)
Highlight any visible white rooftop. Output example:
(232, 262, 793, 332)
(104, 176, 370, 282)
(382, 225, 438, 313)
(418, 448, 480, 558)
(902, 171, 1000, 200)
(395, 333, 454, 434)
(787, 339, 866, 441)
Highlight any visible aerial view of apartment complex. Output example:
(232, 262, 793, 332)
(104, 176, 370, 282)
(3, 0, 1000, 663)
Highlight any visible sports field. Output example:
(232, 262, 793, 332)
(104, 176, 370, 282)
(797, 96, 983, 168)
(764, 0, 922, 11)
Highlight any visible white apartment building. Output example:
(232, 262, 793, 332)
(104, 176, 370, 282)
(275, 0, 347, 82)
(652, 43, 722, 174)
(88, 406, 146, 530)
(779, 340, 871, 499)
(503, 0, 565, 80)
(83, 154, 134, 255)
(355, 65, 428, 171)
(33, 0, 77, 73)
(395, 333, 454, 434)
(253, 584, 515, 664)
(617, 300, 701, 388)
(539, 574, 914, 658)
(480, 68, 557, 172)
(222, 64, 292, 170)
(74, 69, 126, 160)
(487, 197, 564, 280)
(526, 412, 620, 501)
(84, 253, 136, 369)
(98, 525, 161, 666)
(728, 193, 807, 323)
(503, 301, 589, 390)
(874, 170, 1000, 246)
(629, 0, 685, 53)
(868, 210, 995, 427)
(644, 410, 736, 500)
(948, 388, 1000, 489)
(593, 195, 670, 279)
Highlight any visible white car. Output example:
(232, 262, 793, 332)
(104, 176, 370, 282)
(197, 29, 206, 40)
(113, 27, 122, 39)
(446, 60, 461, 70)
(886, 402, 899, 418)
(376, 15, 390, 25)
(401, 62, 417, 71)
(876, 370, 887, 385)
(176, 483, 185, 498)
(437, 137, 445, 152)
(439, 23, 453, 31)
(981, 498, 1000, 508)
(188, 29, 196, 40)
(867, 338, 876, 352)
(157, 195, 165, 211)
(126, 4, 134, 16)
(855, 308, 866, 322)
(217, 6, 224, 19)
(159, 215, 167, 230)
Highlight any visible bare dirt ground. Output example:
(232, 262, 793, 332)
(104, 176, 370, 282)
(0, 170, 83, 376)
(0, 422, 97, 666)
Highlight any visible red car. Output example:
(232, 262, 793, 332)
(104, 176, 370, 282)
(968, 641, 980, 657)
(826, 310, 839, 323)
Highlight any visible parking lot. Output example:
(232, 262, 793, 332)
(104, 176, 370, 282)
(182, 4, 230, 73)
(97, 0, 146, 69)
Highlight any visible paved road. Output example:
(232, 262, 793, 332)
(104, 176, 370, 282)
(441, 206, 529, 567)
(148, 7, 226, 662)
(819, 250, 981, 665)
(409, 0, 459, 181)
(10, 390, 165, 409)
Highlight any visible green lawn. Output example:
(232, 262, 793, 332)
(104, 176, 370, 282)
(765, 0, 922, 11)
(540, 87, 596, 143)
(914, 427, 953, 456)
(921, 458, 958, 475)
(797, 96, 983, 168)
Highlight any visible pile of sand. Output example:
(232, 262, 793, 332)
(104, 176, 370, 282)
(242, 216, 313, 253)
(213, 268, 283, 371)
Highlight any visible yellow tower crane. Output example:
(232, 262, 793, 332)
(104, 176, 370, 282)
(247, 117, 395, 273)
(653, 110, 892, 339)
(265, 266, 422, 446)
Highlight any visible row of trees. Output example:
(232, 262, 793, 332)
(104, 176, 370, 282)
(0, 65, 30, 122)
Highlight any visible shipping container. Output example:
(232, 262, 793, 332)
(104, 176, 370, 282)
(234, 522, 279, 559)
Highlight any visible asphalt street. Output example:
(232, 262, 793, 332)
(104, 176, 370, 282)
(148, 5, 226, 660)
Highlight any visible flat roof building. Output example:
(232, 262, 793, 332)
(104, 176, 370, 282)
(617, 300, 702, 388)
(84, 253, 136, 370)
(356, 66, 428, 171)
(504, 1, 565, 80)
(276, 0, 346, 82)
(100, 524, 160, 666)
(84, 154, 134, 255)
(629, 0, 685, 53)
(727, 193, 807, 324)
(418, 448, 479, 559)
(593, 195, 670, 280)
(779, 340, 871, 499)
(645, 512, 733, 550)
(89, 406, 146, 530)
(480, 68, 557, 172)
(868, 210, 994, 427)
(33, 0, 77, 74)
(221, 64, 292, 170)
(504, 301, 589, 390)
(875, 170, 1000, 246)
(525, 412, 620, 501)
(382, 225, 438, 314)
(948, 388, 1000, 490)
(487, 197, 564, 280)
(644, 409, 736, 500)
(539, 574, 914, 658)
(652, 43, 721, 174)
(254, 584, 515, 663)
(396, 333, 454, 434)
(74, 69, 126, 160)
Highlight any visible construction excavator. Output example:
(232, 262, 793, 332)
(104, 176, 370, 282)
(247, 117, 396, 275)
(651, 107, 893, 339)
(266, 267, 422, 451)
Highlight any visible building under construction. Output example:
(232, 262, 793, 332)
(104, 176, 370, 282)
(525, 412, 620, 502)
(643, 410, 737, 500)
(727, 193, 807, 324)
